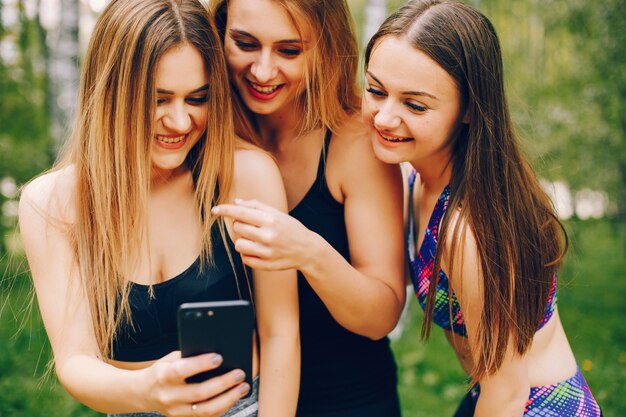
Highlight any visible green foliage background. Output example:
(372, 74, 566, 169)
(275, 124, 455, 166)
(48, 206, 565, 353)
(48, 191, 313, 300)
(1, 0, 624, 416)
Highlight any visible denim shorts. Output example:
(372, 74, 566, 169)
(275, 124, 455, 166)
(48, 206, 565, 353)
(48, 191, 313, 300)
(109, 377, 259, 417)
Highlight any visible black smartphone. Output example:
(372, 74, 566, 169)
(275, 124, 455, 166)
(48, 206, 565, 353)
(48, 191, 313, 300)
(177, 300, 254, 391)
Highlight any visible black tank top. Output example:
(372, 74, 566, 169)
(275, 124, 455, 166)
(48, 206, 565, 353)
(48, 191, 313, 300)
(290, 131, 398, 413)
(112, 223, 250, 362)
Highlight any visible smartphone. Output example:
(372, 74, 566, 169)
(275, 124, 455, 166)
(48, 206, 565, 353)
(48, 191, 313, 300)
(177, 300, 254, 391)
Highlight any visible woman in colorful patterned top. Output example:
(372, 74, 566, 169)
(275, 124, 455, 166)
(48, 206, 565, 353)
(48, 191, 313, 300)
(362, 0, 602, 416)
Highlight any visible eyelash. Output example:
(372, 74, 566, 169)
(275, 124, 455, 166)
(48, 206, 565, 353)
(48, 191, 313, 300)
(279, 48, 301, 57)
(406, 102, 427, 112)
(234, 40, 256, 51)
(187, 96, 209, 105)
(234, 40, 302, 58)
(366, 87, 385, 97)
(156, 96, 209, 106)
(366, 87, 427, 113)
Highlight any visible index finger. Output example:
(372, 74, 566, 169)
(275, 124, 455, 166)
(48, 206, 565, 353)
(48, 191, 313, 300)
(211, 204, 267, 227)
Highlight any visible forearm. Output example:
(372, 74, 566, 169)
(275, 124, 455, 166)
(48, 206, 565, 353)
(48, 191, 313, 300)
(300, 232, 404, 339)
(56, 355, 151, 414)
(257, 334, 300, 417)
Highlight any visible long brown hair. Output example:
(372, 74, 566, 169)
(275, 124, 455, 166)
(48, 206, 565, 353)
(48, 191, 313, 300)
(211, 0, 360, 142)
(366, 0, 568, 382)
(54, 0, 236, 359)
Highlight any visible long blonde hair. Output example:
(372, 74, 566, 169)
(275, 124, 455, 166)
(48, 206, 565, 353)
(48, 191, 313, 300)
(54, 0, 236, 359)
(211, 0, 360, 142)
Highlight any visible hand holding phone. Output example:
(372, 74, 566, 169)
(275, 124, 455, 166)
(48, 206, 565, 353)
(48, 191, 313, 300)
(177, 300, 254, 391)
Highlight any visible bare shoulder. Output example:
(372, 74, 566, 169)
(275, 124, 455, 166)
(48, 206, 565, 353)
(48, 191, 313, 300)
(330, 113, 369, 153)
(234, 144, 278, 176)
(19, 165, 78, 225)
(329, 113, 401, 193)
(332, 113, 390, 171)
(233, 147, 286, 210)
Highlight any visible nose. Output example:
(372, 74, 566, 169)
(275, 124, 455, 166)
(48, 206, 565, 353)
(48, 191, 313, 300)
(250, 49, 276, 83)
(162, 102, 191, 133)
(373, 100, 401, 130)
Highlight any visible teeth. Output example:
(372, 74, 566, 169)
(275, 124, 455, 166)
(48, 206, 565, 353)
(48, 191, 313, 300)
(156, 135, 185, 143)
(249, 81, 280, 94)
(381, 133, 411, 142)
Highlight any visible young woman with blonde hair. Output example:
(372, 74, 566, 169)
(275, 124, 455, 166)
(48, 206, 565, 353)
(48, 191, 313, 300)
(209, 1, 405, 416)
(19, 0, 299, 416)
(363, 0, 602, 415)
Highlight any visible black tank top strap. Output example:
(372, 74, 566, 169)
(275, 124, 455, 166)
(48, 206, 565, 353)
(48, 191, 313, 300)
(315, 128, 333, 184)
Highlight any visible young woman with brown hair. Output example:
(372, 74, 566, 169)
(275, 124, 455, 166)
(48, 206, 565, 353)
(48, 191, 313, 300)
(18, 0, 299, 416)
(362, 0, 602, 415)
(209, 1, 405, 416)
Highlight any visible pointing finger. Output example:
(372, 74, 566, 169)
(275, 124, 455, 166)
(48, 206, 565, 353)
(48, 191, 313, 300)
(211, 204, 267, 227)
(234, 198, 281, 215)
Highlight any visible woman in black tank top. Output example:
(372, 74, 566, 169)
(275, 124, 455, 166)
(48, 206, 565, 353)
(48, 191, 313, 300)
(211, 1, 406, 415)
(19, 1, 299, 416)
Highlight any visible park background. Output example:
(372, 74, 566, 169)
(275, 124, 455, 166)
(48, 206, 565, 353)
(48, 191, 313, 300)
(0, 0, 624, 415)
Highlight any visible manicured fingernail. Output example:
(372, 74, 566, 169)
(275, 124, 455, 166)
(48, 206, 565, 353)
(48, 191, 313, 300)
(233, 370, 245, 382)
(234, 198, 242, 204)
(211, 206, 219, 213)
(239, 383, 250, 396)
(211, 354, 223, 365)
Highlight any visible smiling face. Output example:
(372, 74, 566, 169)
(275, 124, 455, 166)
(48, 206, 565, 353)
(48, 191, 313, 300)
(152, 43, 209, 175)
(223, 0, 311, 118)
(362, 36, 467, 169)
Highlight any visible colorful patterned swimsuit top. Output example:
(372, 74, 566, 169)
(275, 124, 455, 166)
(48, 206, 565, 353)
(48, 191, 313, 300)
(406, 171, 557, 337)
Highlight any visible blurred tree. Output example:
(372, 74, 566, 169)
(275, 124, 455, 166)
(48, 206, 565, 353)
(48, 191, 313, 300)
(0, 0, 51, 183)
(0, 0, 55, 254)
(47, 0, 79, 152)
(477, 0, 625, 222)
(363, 0, 386, 48)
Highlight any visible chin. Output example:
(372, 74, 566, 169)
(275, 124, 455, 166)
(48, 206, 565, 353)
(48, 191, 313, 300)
(151, 157, 187, 174)
(371, 141, 408, 165)
(241, 95, 286, 116)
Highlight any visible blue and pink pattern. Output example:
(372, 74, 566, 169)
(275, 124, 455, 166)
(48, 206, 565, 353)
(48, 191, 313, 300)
(524, 367, 601, 416)
(406, 170, 557, 336)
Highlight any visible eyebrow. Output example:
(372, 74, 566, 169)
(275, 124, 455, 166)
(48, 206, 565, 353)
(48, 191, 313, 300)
(229, 29, 307, 45)
(157, 84, 209, 95)
(366, 71, 439, 101)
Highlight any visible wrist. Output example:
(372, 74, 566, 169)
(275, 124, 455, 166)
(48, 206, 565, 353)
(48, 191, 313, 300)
(133, 366, 156, 412)
(298, 230, 326, 276)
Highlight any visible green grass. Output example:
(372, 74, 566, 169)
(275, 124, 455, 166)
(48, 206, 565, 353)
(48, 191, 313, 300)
(1, 219, 624, 416)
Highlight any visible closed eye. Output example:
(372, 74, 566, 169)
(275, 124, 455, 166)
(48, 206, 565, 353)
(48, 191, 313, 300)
(406, 102, 427, 112)
(366, 87, 386, 97)
(186, 96, 209, 105)
(278, 48, 302, 58)
(234, 39, 257, 51)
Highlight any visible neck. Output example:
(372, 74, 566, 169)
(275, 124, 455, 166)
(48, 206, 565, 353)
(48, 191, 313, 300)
(411, 150, 453, 193)
(254, 110, 309, 152)
(150, 165, 190, 189)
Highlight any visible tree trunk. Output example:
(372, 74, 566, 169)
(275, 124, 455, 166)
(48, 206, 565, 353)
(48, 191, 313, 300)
(47, 0, 79, 154)
(0, 0, 4, 37)
(363, 0, 386, 49)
